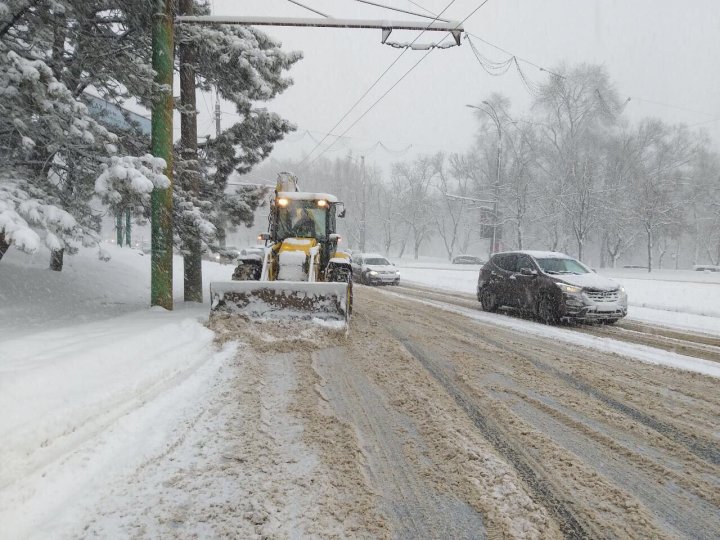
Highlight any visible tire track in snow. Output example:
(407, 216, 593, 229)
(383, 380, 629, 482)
(386, 327, 591, 539)
(387, 285, 720, 465)
(393, 284, 720, 363)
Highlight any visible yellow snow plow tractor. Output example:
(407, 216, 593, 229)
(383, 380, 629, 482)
(210, 173, 353, 323)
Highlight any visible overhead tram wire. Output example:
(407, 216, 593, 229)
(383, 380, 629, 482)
(307, 0, 493, 166)
(297, 0, 460, 167)
(465, 31, 564, 79)
(353, 0, 451, 22)
(286, 0, 331, 18)
(467, 33, 718, 120)
(402, 1, 561, 89)
(405, 0, 437, 16)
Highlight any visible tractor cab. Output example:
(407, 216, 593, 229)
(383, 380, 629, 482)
(272, 194, 338, 243)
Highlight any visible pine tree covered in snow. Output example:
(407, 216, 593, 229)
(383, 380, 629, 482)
(175, 5, 301, 251)
(0, 0, 300, 274)
(0, 1, 160, 267)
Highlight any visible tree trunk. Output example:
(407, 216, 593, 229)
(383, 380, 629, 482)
(0, 232, 9, 262)
(397, 237, 407, 258)
(646, 229, 652, 273)
(50, 248, 64, 272)
(599, 232, 607, 268)
(577, 237, 584, 261)
(125, 209, 132, 247)
(517, 225, 523, 251)
(183, 238, 203, 303)
(180, 0, 202, 303)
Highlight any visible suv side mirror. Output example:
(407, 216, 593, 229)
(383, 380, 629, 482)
(520, 267, 537, 276)
(329, 233, 341, 242)
(258, 232, 270, 242)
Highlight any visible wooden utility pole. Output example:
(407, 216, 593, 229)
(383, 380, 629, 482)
(179, 0, 202, 302)
(151, 0, 174, 309)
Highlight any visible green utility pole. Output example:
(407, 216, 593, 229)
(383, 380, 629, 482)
(125, 209, 132, 247)
(179, 0, 203, 302)
(151, 0, 174, 309)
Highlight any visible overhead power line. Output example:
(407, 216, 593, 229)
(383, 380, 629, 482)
(287, 0, 331, 18)
(353, 0, 451, 22)
(466, 31, 564, 79)
(630, 97, 717, 118)
(297, 0, 460, 167)
(405, 0, 436, 16)
(307, 0, 493, 167)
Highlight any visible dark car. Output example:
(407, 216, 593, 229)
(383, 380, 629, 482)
(476, 251, 627, 324)
(452, 254, 485, 265)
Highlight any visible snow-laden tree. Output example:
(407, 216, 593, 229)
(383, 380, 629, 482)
(0, 0, 300, 279)
(392, 154, 440, 259)
(172, 4, 300, 298)
(433, 154, 474, 260)
(628, 119, 695, 271)
(0, 45, 118, 265)
(0, 0, 159, 267)
(686, 140, 720, 266)
(533, 64, 622, 260)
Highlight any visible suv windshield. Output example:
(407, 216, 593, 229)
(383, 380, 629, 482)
(365, 258, 390, 266)
(535, 257, 589, 275)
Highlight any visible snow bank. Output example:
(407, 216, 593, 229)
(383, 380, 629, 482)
(381, 290, 720, 379)
(0, 242, 239, 538)
(396, 262, 720, 336)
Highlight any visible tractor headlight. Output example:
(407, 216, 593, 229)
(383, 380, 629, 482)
(317, 199, 328, 207)
(277, 197, 289, 207)
(557, 283, 582, 294)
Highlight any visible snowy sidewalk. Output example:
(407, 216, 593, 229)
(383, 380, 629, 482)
(0, 306, 237, 538)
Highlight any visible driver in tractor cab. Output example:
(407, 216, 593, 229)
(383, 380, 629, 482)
(292, 207, 317, 238)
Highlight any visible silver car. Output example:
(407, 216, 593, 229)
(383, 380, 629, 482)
(352, 253, 401, 286)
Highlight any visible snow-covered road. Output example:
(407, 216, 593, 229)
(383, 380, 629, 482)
(2, 246, 719, 538)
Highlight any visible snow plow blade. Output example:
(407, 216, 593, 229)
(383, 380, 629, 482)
(209, 281, 349, 323)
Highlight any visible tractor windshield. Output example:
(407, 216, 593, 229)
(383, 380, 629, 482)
(276, 200, 328, 241)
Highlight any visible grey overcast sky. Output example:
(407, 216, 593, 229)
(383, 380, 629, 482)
(201, 0, 720, 172)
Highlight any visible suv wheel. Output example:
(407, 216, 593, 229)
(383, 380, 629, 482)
(537, 294, 559, 325)
(479, 287, 499, 312)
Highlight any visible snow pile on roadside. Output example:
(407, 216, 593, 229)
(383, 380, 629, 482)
(0, 243, 237, 537)
(0, 243, 232, 336)
(396, 263, 720, 336)
(383, 291, 720, 378)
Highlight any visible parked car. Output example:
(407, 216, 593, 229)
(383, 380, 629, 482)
(476, 250, 627, 324)
(693, 264, 720, 272)
(452, 254, 485, 265)
(351, 253, 400, 285)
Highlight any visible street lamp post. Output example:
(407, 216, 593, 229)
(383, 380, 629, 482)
(466, 103, 502, 256)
